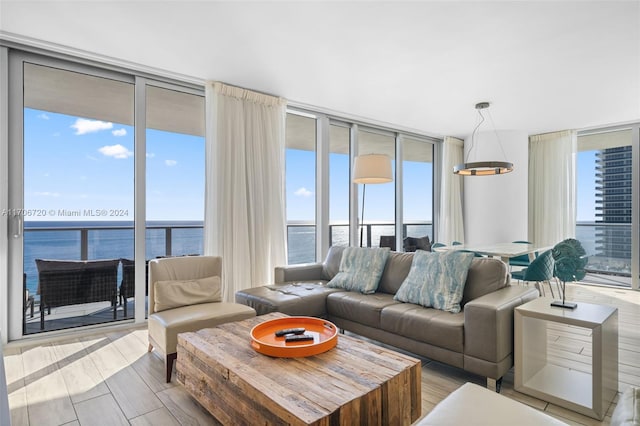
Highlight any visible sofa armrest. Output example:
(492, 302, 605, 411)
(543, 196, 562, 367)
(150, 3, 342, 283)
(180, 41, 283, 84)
(274, 263, 325, 284)
(464, 285, 539, 364)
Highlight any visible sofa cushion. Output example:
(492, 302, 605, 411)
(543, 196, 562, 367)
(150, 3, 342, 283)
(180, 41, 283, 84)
(380, 302, 464, 352)
(394, 250, 475, 313)
(377, 251, 414, 295)
(234, 282, 338, 317)
(461, 257, 510, 305)
(327, 291, 399, 329)
(148, 302, 256, 354)
(154, 275, 221, 312)
(327, 247, 390, 294)
(322, 245, 347, 280)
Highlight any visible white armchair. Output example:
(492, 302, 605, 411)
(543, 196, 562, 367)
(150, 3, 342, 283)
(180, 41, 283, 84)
(148, 256, 256, 382)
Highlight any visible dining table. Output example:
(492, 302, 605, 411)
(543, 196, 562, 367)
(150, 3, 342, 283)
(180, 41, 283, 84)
(433, 242, 552, 264)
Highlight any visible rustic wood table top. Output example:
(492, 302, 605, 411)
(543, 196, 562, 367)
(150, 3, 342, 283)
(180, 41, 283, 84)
(177, 312, 422, 425)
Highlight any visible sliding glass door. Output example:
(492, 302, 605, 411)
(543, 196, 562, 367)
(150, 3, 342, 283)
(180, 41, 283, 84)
(6, 51, 205, 339)
(9, 57, 136, 336)
(577, 126, 639, 289)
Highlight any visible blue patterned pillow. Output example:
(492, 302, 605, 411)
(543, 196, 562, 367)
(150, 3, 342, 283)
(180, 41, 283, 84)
(327, 247, 391, 294)
(394, 250, 475, 313)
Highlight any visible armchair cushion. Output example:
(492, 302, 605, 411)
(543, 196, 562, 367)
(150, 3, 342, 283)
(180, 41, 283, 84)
(153, 275, 221, 312)
(327, 247, 390, 294)
(394, 250, 475, 313)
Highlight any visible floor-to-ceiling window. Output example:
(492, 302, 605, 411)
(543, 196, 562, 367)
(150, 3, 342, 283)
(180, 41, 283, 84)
(6, 50, 204, 339)
(577, 127, 638, 288)
(145, 86, 205, 260)
(17, 60, 135, 335)
(285, 109, 438, 263)
(329, 124, 350, 247)
(402, 136, 434, 244)
(285, 113, 317, 264)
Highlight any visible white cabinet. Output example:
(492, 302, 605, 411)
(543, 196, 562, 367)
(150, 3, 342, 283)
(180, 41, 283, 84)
(515, 298, 618, 420)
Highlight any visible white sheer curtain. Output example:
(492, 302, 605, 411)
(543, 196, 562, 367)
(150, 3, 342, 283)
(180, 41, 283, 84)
(437, 136, 465, 245)
(528, 130, 577, 247)
(204, 82, 287, 302)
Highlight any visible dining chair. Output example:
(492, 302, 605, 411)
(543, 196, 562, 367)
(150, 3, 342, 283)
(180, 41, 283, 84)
(379, 235, 396, 251)
(509, 240, 535, 271)
(511, 249, 556, 297)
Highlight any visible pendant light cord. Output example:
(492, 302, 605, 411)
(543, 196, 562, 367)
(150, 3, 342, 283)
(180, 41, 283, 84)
(464, 104, 509, 163)
(464, 109, 485, 162)
(486, 109, 510, 163)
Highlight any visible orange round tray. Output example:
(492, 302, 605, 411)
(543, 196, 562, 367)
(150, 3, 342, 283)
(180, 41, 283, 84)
(250, 316, 338, 358)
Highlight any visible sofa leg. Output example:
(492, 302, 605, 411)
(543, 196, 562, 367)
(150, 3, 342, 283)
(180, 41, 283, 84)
(166, 353, 177, 383)
(486, 377, 503, 393)
(148, 343, 153, 352)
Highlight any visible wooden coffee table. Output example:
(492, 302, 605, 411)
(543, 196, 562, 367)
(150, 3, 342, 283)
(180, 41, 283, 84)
(177, 312, 422, 425)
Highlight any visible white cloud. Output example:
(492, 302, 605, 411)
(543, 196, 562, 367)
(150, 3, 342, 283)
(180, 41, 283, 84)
(71, 118, 113, 135)
(38, 113, 50, 120)
(294, 187, 313, 197)
(34, 191, 60, 197)
(146, 153, 155, 158)
(165, 160, 177, 166)
(98, 144, 133, 159)
(112, 128, 127, 137)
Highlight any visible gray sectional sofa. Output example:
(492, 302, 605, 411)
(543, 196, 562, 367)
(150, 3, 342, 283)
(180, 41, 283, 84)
(236, 246, 539, 388)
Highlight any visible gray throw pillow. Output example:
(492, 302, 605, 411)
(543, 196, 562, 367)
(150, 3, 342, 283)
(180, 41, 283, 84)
(327, 247, 390, 294)
(394, 250, 475, 313)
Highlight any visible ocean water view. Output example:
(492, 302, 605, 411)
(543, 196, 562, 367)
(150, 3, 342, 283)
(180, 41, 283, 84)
(23, 221, 204, 296)
(21, 220, 629, 297)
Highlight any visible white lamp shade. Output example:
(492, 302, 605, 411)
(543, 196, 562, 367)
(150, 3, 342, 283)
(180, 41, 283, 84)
(353, 154, 393, 184)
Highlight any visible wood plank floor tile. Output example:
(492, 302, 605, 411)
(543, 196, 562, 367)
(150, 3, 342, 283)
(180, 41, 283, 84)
(156, 386, 221, 426)
(74, 394, 129, 426)
(51, 339, 110, 404)
(21, 344, 77, 426)
(79, 335, 164, 419)
(129, 407, 181, 426)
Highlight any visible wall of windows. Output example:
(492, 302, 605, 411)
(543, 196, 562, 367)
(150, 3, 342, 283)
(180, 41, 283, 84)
(285, 110, 438, 264)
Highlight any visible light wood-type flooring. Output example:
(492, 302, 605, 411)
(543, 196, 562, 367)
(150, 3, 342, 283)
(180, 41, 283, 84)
(4, 282, 639, 425)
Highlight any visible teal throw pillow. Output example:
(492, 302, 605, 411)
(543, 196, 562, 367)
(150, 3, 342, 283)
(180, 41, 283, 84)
(394, 250, 475, 313)
(327, 247, 390, 294)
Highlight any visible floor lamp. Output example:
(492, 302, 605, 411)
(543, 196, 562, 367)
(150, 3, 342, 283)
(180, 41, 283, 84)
(353, 154, 393, 247)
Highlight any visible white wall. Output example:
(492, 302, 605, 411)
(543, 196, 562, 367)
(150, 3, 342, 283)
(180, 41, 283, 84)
(463, 130, 529, 245)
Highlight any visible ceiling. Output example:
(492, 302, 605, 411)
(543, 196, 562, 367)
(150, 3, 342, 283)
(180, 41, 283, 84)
(1, 1, 638, 139)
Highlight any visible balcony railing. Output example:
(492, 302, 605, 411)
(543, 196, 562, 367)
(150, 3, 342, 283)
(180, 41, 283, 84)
(576, 221, 632, 277)
(287, 221, 433, 264)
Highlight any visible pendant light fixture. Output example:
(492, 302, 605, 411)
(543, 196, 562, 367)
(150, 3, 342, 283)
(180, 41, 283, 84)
(453, 102, 514, 176)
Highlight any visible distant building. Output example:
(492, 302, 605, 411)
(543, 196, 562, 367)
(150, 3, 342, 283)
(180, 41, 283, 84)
(594, 146, 632, 260)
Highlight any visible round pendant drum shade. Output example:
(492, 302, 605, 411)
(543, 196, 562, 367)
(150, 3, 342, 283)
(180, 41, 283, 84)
(453, 161, 514, 176)
(353, 154, 393, 183)
(453, 102, 514, 176)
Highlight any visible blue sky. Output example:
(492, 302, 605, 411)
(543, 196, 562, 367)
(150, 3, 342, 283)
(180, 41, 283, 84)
(24, 107, 597, 223)
(576, 151, 597, 222)
(286, 149, 433, 223)
(24, 108, 204, 221)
